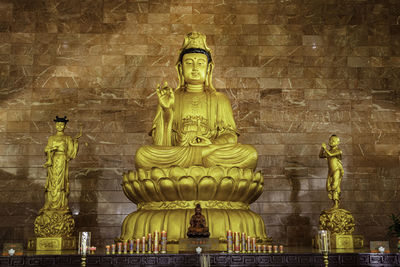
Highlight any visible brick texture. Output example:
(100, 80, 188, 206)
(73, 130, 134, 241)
(0, 0, 399, 248)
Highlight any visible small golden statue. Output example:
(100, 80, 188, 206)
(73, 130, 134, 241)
(32, 116, 81, 250)
(318, 135, 363, 249)
(319, 134, 343, 209)
(120, 32, 269, 245)
(187, 204, 210, 238)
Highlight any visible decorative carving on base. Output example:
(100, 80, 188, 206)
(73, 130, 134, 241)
(319, 208, 355, 235)
(34, 211, 75, 237)
(319, 208, 364, 249)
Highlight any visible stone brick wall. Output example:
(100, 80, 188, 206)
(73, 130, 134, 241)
(0, 0, 399, 248)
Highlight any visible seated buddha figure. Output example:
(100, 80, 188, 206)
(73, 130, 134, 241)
(120, 32, 269, 245)
(187, 204, 210, 238)
(135, 32, 257, 170)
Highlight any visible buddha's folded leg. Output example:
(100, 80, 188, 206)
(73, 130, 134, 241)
(135, 145, 202, 169)
(202, 144, 258, 169)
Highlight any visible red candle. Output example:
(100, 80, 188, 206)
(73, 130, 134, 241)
(227, 230, 233, 253)
(161, 231, 167, 254)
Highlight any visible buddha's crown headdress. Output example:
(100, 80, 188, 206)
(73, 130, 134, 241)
(178, 32, 213, 63)
(176, 32, 215, 91)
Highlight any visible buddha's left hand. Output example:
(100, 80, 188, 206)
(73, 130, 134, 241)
(189, 136, 212, 146)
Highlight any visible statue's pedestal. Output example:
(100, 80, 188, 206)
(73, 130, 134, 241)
(318, 207, 364, 249)
(120, 166, 271, 244)
(28, 237, 77, 251)
(179, 238, 220, 253)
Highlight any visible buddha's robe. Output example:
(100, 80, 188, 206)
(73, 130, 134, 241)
(135, 89, 257, 170)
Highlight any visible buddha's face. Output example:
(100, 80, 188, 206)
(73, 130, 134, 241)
(55, 122, 66, 132)
(182, 53, 208, 85)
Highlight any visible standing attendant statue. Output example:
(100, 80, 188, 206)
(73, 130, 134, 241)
(319, 134, 344, 209)
(34, 116, 81, 238)
(318, 134, 357, 242)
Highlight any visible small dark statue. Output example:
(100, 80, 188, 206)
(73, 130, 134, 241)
(187, 204, 210, 238)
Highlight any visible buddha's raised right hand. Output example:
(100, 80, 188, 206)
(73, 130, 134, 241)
(156, 82, 174, 109)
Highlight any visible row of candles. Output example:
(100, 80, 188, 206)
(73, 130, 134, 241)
(105, 230, 168, 254)
(227, 230, 284, 253)
(98, 230, 285, 254)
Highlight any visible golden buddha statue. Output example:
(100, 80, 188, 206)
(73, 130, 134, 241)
(135, 33, 257, 169)
(120, 32, 270, 245)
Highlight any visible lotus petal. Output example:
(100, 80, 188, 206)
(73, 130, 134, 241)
(138, 168, 148, 181)
(132, 180, 148, 203)
(254, 171, 262, 183)
(128, 171, 137, 182)
(232, 179, 249, 201)
(122, 183, 137, 203)
(198, 176, 217, 200)
(227, 167, 242, 181)
(177, 176, 197, 200)
(169, 166, 186, 181)
(208, 166, 226, 183)
(243, 168, 253, 181)
(215, 177, 235, 201)
(150, 167, 166, 181)
(241, 181, 258, 203)
(123, 173, 129, 183)
(249, 184, 264, 203)
(143, 179, 161, 201)
(158, 178, 179, 201)
(188, 166, 206, 182)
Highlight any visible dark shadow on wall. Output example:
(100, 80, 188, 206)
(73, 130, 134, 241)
(71, 137, 100, 248)
(285, 170, 313, 247)
(0, 159, 43, 249)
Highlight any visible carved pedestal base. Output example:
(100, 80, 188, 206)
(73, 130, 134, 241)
(32, 209, 76, 251)
(319, 208, 355, 235)
(28, 237, 77, 251)
(318, 208, 364, 249)
(34, 210, 75, 237)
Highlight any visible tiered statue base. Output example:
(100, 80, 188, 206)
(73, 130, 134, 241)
(120, 166, 271, 243)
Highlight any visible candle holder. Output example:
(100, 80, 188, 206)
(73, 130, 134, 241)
(317, 230, 330, 267)
(78, 232, 91, 256)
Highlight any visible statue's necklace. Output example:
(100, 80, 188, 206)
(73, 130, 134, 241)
(188, 93, 205, 115)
